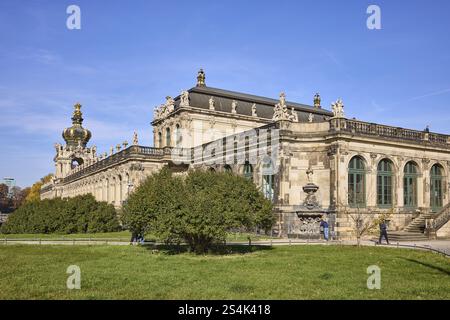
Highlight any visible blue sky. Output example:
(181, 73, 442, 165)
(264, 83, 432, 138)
(1, 0, 449, 187)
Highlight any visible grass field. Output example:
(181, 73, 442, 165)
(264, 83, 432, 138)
(0, 244, 449, 299)
(0, 231, 274, 242)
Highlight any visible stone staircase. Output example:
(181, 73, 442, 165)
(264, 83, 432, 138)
(388, 231, 428, 242)
(388, 204, 450, 242)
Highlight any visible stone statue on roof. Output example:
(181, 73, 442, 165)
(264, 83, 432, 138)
(180, 90, 189, 108)
(273, 92, 291, 121)
(209, 96, 215, 111)
(165, 96, 175, 113)
(289, 107, 299, 122)
(252, 103, 257, 117)
(231, 100, 237, 114)
(133, 131, 138, 145)
(331, 98, 345, 118)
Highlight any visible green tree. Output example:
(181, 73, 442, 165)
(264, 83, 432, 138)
(122, 168, 274, 253)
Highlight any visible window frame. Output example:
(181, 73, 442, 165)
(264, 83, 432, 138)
(348, 156, 366, 208)
(377, 159, 394, 208)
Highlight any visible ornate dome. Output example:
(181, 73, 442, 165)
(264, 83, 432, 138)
(62, 103, 92, 147)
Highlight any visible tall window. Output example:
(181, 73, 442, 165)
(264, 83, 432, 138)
(377, 159, 393, 207)
(348, 156, 366, 207)
(262, 157, 275, 201)
(430, 164, 444, 211)
(158, 132, 162, 147)
(175, 124, 181, 147)
(243, 161, 253, 181)
(165, 127, 171, 147)
(404, 162, 418, 208)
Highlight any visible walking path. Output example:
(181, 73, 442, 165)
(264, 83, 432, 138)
(1, 237, 449, 256)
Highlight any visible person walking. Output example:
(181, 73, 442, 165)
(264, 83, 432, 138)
(320, 218, 329, 241)
(130, 231, 137, 245)
(379, 220, 390, 244)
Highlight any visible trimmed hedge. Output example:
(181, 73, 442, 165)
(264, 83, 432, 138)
(0, 194, 121, 234)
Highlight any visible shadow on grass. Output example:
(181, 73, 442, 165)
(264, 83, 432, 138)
(141, 243, 273, 256)
(401, 258, 450, 276)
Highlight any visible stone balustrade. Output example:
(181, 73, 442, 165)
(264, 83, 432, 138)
(330, 118, 450, 146)
(62, 146, 165, 184)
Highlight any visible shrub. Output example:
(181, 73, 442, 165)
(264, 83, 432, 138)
(0, 194, 121, 234)
(122, 168, 274, 253)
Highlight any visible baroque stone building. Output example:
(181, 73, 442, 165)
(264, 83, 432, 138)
(41, 70, 450, 239)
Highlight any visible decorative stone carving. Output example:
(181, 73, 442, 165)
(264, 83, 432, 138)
(231, 119, 238, 130)
(251, 103, 257, 117)
(110, 147, 114, 156)
(153, 96, 175, 121)
(327, 145, 338, 156)
(272, 92, 291, 121)
(133, 131, 138, 145)
(165, 96, 175, 113)
(130, 163, 144, 171)
(289, 107, 299, 122)
(123, 141, 128, 149)
(306, 166, 314, 183)
(289, 215, 322, 235)
(331, 98, 345, 118)
(208, 115, 216, 128)
(301, 167, 320, 210)
(231, 100, 237, 114)
(180, 90, 189, 108)
(308, 113, 314, 123)
(207, 97, 215, 111)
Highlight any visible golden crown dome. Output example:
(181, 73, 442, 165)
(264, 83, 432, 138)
(62, 103, 92, 147)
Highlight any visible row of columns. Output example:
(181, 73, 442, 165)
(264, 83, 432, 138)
(61, 172, 134, 207)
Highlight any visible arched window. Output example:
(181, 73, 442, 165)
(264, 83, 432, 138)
(262, 157, 275, 201)
(165, 127, 171, 147)
(430, 164, 444, 211)
(71, 158, 84, 169)
(377, 159, 394, 207)
(175, 124, 182, 147)
(158, 132, 162, 148)
(243, 161, 253, 181)
(404, 162, 418, 208)
(348, 156, 366, 207)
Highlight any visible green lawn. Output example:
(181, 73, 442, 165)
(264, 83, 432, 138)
(0, 245, 448, 299)
(0, 231, 274, 242)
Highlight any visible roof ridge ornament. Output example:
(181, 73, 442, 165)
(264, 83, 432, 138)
(314, 93, 321, 109)
(72, 103, 83, 125)
(197, 68, 206, 87)
(62, 103, 92, 148)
